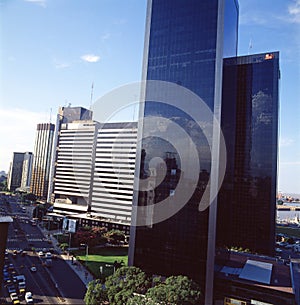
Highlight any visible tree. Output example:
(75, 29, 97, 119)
(105, 266, 150, 305)
(59, 243, 69, 252)
(127, 294, 165, 305)
(84, 279, 108, 305)
(105, 229, 126, 245)
(146, 275, 202, 305)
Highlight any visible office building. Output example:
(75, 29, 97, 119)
(52, 120, 98, 214)
(7, 152, 32, 192)
(129, 1, 279, 304)
(217, 52, 279, 256)
(30, 123, 55, 199)
(20, 152, 33, 191)
(91, 122, 137, 224)
(51, 119, 137, 227)
(47, 106, 93, 203)
(129, 0, 239, 299)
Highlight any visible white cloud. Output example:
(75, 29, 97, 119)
(101, 33, 111, 41)
(288, 0, 300, 23)
(0, 107, 48, 172)
(52, 58, 70, 69)
(279, 137, 295, 147)
(24, 0, 47, 7)
(81, 54, 100, 63)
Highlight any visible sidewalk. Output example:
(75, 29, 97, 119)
(39, 226, 95, 287)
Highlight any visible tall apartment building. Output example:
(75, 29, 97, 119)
(30, 123, 55, 199)
(129, 1, 278, 303)
(7, 152, 33, 192)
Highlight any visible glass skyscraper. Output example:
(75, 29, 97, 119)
(129, 1, 279, 303)
(217, 52, 279, 255)
(129, 0, 239, 300)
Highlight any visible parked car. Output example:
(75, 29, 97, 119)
(25, 292, 34, 304)
(10, 292, 18, 301)
(7, 285, 16, 294)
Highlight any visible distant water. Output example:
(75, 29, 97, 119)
(277, 203, 300, 221)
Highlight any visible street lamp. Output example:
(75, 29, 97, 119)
(80, 243, 89, 267)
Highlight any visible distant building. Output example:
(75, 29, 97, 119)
(30, 123, 55, 199)
(7, 152, 33, 192)
(20, 152, 33, 191)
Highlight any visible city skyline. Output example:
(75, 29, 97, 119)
(0, 0, 300, 193)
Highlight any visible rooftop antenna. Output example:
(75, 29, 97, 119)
(50, 108, 52, 123)
(248, 37, 253, 55)
(90, 82, 94, 110)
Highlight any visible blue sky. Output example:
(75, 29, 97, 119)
(0, 0, 299, 194)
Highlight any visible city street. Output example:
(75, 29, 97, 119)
(2, 196, 86, 304)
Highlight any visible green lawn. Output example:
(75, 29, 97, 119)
(74, 247, 128, 278)
(277, 225, 300, 238)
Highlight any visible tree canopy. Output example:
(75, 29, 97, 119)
(105, 266, 150, 305)
(84, 279, 108, 305)
(146, 275, 202, 305)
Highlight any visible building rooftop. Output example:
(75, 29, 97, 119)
(0, 216, 13, 223)
(216, 250, 294, 294)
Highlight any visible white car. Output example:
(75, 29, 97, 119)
(30, 266, 37, 272)
(45, 252, 52, 259)
(25, 292, 34, 304)
(10, 292, 18, 301)
(38, 251, 44, 256)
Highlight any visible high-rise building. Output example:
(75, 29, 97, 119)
(30, 123, 55, 199)
(91, 122, 137, 224)
(129, 0, 239, 300)
(129, 1, 279, 304)
(52, 121, 137, 225)
(217, 52, 279, 255)
(20, 152, 33, 191)
(52, 120, 98, 214)
(47, 106, 93, 203)
(7, 152, 32, 192)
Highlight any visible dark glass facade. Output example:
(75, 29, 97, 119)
(129, 0, 239, 290)
(217, 52, 279, 255)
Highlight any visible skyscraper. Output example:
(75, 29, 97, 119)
(20, 151, 33, 191)
(129, 0, 239, 301)
(30, 123, 55, 199)
(217, 52, 279, 255)
(7, 152, 33, 192)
